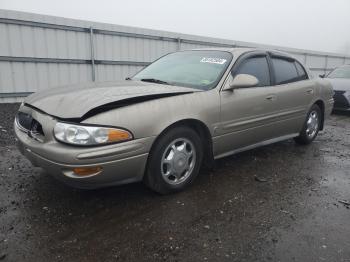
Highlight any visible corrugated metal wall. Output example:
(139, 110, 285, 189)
(1, 9, 349, 102)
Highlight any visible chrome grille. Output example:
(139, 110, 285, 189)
(16, 112, 45, 142)
(16, 112, 33, 131)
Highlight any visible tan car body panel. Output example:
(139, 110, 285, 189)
(15, 48, 334, 188)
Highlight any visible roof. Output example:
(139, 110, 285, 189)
(190, 47, 295, 58)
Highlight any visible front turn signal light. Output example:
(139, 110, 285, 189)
(108, 129, 132, 142)
(72, 166, 102, 176)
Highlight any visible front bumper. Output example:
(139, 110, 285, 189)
(15, 110, 155, 189)
(333, 91, 350, 111)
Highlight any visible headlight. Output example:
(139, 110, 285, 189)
(54, 122, 133, 146)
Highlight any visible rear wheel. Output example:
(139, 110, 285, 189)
(144, 126, 203, 194)
(294, 104, 321, 145)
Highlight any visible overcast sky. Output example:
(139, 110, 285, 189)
(1, 0, 350, 55)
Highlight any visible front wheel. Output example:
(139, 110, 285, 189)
(144, 126, 203, 194)
(294, 104, 322, 145)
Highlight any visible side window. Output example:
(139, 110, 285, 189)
(295, 61, 308, 80)
(233, 56, 271, 87)
(271, 57, 299, 85)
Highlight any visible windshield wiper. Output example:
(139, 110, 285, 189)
(140, 78, 171, 85)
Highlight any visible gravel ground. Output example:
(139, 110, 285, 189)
(0, 103, 18, 146)
(0, 103, 349, 262)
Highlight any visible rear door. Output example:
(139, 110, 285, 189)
(268, 53, 315, 135)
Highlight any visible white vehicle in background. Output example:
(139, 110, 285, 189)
(321, 65, 350, 111)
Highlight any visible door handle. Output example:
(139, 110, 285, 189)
(306, 89, 314, 94)
(266, 94, 276, 101)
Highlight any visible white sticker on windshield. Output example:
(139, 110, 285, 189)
(200, 57, 227, 65)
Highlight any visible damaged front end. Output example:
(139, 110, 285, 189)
(16, 83, 195, 149)
(23, 80, 199, 120)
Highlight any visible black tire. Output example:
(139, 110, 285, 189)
(294, 104, 322, 145)
(144, 126, 203, 194)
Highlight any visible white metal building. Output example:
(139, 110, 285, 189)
(1, 9, 349, 102)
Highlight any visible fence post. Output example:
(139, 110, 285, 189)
(177, 38, 181, 51)
(324, 55, 328, 74)
(89, 26, 96, 81)
(304, 53, 307, 65)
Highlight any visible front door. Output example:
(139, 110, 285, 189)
(214, 53, 280, 158)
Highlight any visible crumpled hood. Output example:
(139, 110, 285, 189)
(326, 78, 350, 91)
(24, 81, 199, 119)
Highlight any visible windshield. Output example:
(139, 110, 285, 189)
(327, 66, 350, 79)
(132, 50, 233, 90)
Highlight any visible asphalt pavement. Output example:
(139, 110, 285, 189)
(0, 103, 349, 262)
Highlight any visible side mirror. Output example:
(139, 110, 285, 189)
(224, 74, 259, 91)
(319, 74, 325, 78)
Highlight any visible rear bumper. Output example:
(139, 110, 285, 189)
(15, 123, 154, 189)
